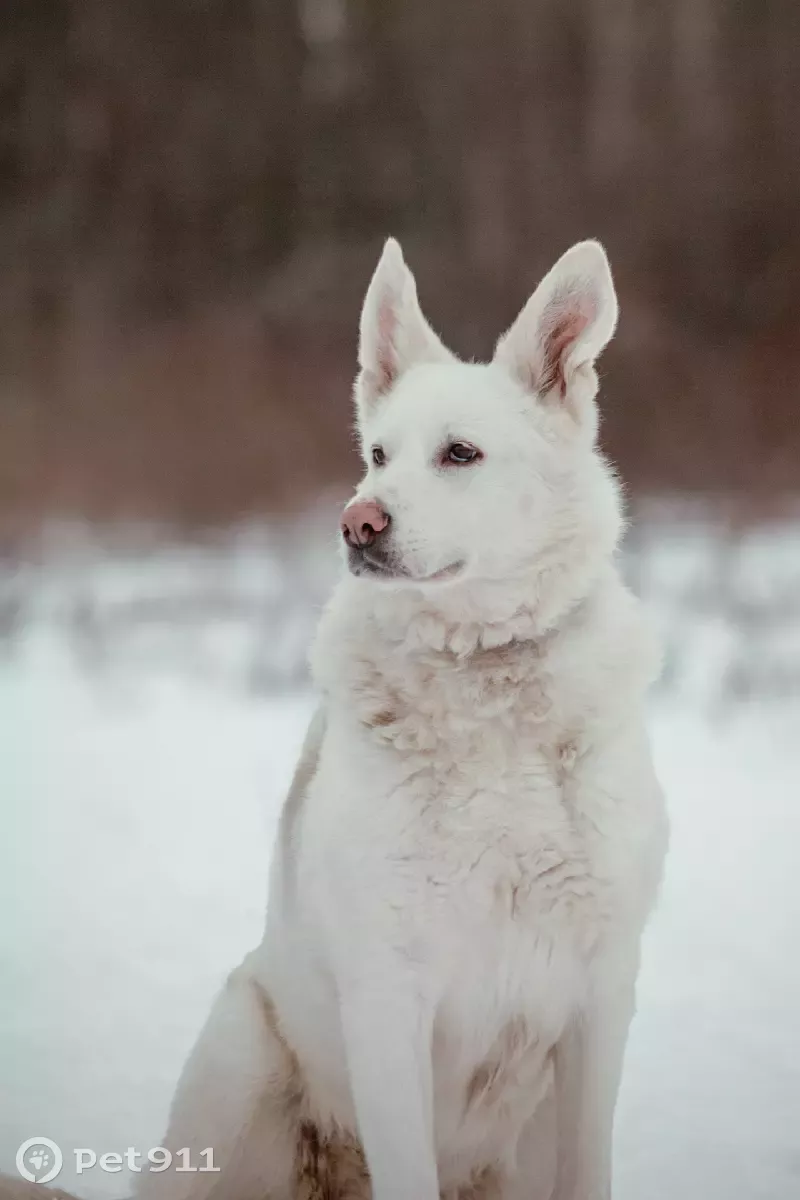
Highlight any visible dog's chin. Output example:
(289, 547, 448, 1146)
(348, 547, 465, 586)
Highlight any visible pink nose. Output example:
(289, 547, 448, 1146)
(341, 499, 390, 547)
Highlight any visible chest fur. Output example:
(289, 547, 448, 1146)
(335, 632, 648, 957)
(309, 589, 659, 958)
(350, 636, 584, 765)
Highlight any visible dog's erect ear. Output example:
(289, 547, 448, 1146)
(494, 240, 617, 431)
(356, 238, 453, 415)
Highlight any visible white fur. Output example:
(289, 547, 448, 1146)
(137, 239, 667, 1200)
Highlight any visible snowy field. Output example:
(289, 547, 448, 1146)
(2, 515, 799, 1199)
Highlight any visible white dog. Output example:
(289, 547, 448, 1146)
(137, 239, 667, 1200)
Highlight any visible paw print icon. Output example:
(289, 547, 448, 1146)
(16, 1137, 63, 1184)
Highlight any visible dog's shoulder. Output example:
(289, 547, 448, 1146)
(271, 705, 327, 908)
(543, 567, 661, 726)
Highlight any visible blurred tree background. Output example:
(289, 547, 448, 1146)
(1, 0, 798, 531)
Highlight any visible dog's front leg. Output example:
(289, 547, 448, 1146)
(338, 970, 439, 1200)
(551, 978, 636, 1200)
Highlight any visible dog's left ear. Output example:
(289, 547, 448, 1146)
(494, 240, 618, 435)
(356, 238, 453, 417)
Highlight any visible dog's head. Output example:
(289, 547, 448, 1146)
(342, 238, 623, 614)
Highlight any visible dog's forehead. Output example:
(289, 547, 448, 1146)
(365, 361, 530, 446)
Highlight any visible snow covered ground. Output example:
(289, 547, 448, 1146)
(2, 517, 799, 1199)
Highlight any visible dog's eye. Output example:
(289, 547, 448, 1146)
(445, 442, 481, 465)
(371, 446, 386, 467)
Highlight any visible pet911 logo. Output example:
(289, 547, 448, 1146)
(16, 1137, 219, 1182)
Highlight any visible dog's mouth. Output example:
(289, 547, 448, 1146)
(418, 561, 464, 584)
(348, 547, 464, 585)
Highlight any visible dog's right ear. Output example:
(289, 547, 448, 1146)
(355, 238, 453, 416)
